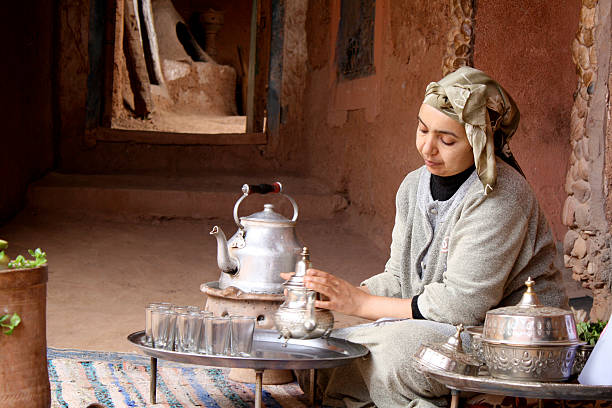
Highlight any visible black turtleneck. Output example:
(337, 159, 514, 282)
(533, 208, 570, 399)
(430, 164, 475, 201)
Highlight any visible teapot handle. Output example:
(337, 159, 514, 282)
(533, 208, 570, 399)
(233, 182, 299, 227)
(303, 291, 317, 332)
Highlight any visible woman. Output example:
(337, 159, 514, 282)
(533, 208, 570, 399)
(296, 67, 566, 407)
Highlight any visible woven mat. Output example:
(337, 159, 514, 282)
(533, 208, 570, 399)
(47, 348, 308, 408)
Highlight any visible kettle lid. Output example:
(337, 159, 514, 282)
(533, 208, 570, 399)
(242, 204, 293, 224)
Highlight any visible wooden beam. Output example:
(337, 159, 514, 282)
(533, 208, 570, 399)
(123, 0, 154, 118)
(266, 0, 284, 143)
(254, 0, 272, 133)
(93, 128, 267, 145)
(246, 0, 259, 133)
(85, 0, 106, 131)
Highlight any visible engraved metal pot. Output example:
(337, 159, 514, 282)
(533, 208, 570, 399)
(414, 324, 482, 376)
(466, 326, 485, 363)
(481, 277, 585, 382)
(571, 344, 594, 376)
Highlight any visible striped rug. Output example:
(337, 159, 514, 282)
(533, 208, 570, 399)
(47, 348, 309, 408)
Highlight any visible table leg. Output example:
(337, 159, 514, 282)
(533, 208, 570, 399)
(255, 369, 264, 408)
(450, 389, 460, 408)
(309, 368, 318, 407)
(150, 357, 157, 404)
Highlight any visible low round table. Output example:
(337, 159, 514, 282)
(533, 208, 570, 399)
(418, 365, 612, 408)
(128, 329, 369, 407)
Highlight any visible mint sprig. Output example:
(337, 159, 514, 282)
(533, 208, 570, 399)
(8, 248, 47, 269)
(577, 320, 608, 346)
(0, 312, 21, 335)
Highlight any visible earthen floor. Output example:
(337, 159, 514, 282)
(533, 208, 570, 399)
(0, 209, 380, 352)
(0, 208, 589, 353)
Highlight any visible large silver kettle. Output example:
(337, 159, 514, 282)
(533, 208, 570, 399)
(210, 182, 302, 294)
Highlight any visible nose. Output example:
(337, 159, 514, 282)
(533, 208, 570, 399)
(421, 134, 438, 157)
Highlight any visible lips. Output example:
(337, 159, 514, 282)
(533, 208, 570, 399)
(424, 159, 442, 166)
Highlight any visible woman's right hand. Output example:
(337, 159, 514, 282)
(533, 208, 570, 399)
(303, 268, 371, 317)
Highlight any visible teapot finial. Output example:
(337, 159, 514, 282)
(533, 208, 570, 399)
(517, 276, 540, 307)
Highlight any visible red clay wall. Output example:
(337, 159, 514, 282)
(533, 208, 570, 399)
(0, 1, 55, 223)
(300, 0, 578, 248)
(300, 0, 453, 243)
(473, 1, 580, 240)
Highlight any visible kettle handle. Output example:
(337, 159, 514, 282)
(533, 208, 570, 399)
(233, 182, 299, 227)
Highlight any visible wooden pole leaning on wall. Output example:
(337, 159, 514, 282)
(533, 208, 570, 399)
(124, 0, 154, 118)
(246, 0, 259, 133)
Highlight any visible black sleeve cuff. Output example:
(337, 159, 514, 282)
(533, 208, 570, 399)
(411, 295, 425, 320)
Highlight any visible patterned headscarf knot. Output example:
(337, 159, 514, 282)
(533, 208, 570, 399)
(422, 67, 522, 194)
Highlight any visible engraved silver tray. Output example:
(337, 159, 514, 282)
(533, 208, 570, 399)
(420, 365, 612, 400)
(127, 329, 369, 370)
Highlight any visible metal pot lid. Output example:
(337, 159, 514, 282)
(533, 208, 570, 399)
(414, 324, 481, 376)
(482, 277, 582, 346)
(241, 204, 294, 224)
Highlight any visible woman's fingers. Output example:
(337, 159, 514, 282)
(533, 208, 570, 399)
(282, 268, 368, 316)
(279, 272, 295, 281)
(314, 299, 332, 309)
(306, 268, 330, 277)
(304, 273, 339, 296)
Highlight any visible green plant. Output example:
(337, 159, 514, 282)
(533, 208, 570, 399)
(7, 248, 47, 269)
(0, 312, 21, 335)
(577, 320, 608, 346)
(0, 240, 8, 268)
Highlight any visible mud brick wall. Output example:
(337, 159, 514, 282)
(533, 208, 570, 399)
(562, 0, 612, 321)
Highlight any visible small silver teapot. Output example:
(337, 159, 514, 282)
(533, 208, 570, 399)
(274, 247, 334, 340)
(210, 183, 302, 294)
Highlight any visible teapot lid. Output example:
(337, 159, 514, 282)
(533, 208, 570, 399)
(242, 204, 294, 224)
(413, 325, 481, 375)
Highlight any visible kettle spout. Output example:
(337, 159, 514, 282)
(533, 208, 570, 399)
(210, 226, 239, 275)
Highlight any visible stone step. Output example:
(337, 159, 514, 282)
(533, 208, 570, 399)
(26, 172, 349, 222)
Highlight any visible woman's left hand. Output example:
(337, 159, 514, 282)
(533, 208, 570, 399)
(303, 268, 369, 316)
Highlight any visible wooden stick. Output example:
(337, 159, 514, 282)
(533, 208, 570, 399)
(246, 0, 259, 133)
(124, 0, 153, 118)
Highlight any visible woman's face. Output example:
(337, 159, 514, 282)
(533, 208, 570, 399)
(416, 104, 475, 177)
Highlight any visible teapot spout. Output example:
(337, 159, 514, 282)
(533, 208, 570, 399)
(210, 226, 239, 275)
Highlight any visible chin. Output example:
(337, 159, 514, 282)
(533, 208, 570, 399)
(426, 166, 448, 177)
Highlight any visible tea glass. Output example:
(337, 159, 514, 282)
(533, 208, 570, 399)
(230, 315, 256, 357)
(205, 316, 231, 355)
(197, 311, 214, 354)
(175, 310, 202, 353)
(151, 308, 177, 350)
(146, 303, 173, 346)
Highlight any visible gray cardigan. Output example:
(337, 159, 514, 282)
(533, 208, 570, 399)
(362, 159, 566, 326)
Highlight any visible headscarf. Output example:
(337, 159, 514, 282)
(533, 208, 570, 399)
(422, 66, 523, 194)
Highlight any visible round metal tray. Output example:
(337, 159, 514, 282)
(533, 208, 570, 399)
(127, 329, 369, 371)
(420, 365, 612, 400)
